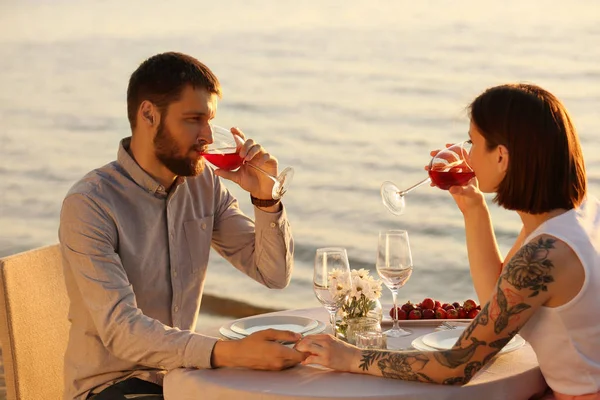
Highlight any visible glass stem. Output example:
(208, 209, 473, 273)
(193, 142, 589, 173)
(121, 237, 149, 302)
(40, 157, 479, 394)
(244, 162, 277, 182)
(391, 290, 400, 331)
(329, 310, 337, 338)
(399, 177, 431, 196)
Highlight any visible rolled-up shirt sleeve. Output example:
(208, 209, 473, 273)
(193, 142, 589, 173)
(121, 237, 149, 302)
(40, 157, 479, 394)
(211, 176, 294, 289)
(60, 193, 219, 370)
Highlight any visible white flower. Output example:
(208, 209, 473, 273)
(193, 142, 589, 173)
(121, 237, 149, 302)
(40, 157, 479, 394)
(329, 279, 350, 300)
(329, 268, 347, 283)
(350, 275, 371, 299)
(351, 268, 370, 280)
(365, 275, 383, 300)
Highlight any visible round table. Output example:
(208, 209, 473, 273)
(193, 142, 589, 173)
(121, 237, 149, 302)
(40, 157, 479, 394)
(164, 307, 547, 400)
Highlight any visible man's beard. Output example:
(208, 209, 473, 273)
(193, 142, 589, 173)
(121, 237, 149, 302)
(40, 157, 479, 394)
(154, 120, 205, 177)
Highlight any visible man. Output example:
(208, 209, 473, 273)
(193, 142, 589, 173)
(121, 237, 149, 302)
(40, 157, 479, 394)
(59, 52, 304, 400)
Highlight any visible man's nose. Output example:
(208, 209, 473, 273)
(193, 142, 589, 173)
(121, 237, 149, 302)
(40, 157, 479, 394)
(199, 124, 213, 144)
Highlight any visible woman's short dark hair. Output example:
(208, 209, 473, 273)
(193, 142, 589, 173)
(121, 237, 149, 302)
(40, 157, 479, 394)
(469, 83, 586, 214)
(126, 52, 222, 129)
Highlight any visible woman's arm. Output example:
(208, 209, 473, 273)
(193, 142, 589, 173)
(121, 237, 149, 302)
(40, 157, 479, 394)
(297, 234, 575, 383)
(462, 202, 503, 304)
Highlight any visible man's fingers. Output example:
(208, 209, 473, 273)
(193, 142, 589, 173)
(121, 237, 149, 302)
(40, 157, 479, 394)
(214, 168, 239, 184)
(251, 153, 271, 168)
(243, 144, 263, 162)
(231, 127, 246, 141)
(254, 328, 302, 342)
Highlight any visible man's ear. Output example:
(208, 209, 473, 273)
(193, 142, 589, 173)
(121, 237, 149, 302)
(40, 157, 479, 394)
(139, 101, 157, 126)
(497, 144, 509, 173)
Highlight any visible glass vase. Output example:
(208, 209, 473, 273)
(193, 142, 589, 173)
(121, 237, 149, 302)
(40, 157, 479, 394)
(345, 316, 381, 345)
(367, 298, 383, 323)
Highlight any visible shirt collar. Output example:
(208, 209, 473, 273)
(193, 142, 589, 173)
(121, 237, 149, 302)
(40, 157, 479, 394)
(117, 137, 172, 197)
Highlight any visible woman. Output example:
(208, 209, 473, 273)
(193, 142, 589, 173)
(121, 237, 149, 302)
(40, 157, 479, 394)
(295, 83, 600, 399)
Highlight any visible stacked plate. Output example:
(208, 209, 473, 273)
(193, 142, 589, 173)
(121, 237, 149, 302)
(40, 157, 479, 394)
(220, 315, 326, 340)
(411, 327, 526, 354)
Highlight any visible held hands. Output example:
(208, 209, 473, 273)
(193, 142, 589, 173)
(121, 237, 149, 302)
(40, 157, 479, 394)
(213, 127, 279, 199)
(294, 334, 361, 372)
(427, 145, 485, 214)
(212, 329, 307, 371)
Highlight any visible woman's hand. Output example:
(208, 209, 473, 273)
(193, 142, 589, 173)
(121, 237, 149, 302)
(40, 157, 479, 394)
(426, 146, 485, 215)
(447, 178, 486, 215)
(294, 334, 362, 372)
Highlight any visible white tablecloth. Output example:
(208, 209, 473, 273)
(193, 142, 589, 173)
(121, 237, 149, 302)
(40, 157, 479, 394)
(164, 307, 547, 400)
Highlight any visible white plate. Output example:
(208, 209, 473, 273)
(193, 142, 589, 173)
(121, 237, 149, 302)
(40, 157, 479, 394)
(220, 320, 326, 340)
(413, 330, 525, 354)
(229, 315, 320, 336)
(421, 327, 467, 349)
(219, 326, 245, 340)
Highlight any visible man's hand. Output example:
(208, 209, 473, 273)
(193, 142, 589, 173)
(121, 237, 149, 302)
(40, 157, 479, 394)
(211, 329, 307, 370)
(214, 127, 279, 200)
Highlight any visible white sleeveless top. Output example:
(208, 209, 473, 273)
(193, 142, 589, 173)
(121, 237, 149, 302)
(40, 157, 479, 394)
(518, 197, 600, 395)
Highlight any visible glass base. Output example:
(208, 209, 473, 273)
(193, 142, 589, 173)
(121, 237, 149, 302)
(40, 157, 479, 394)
(272, 166, 294, 200)
(380, 181, 405, 215)
(383, 326, 412, 337)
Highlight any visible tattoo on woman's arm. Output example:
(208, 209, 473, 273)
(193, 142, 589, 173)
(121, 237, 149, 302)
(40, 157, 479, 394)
(503, 237, 556, 297)
(359, 351, 434, 382)
(462, 302, 490, 340)
(442, 361, 483, 385)
(433, 338, 486, 368)
(493, 285, 530, 333)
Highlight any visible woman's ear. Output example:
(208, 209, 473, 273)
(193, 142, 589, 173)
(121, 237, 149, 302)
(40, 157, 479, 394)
(497, 144, 509, 173)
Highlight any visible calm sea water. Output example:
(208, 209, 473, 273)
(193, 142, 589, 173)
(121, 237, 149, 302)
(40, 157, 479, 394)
(1, 0, 599, 323)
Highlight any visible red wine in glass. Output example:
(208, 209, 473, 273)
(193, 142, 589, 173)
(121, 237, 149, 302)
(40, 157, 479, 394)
(202, 124, 295, 200)
(381, 140, 473, 215)
(428, 170, 475, 190)
(202, 152, 244, 171)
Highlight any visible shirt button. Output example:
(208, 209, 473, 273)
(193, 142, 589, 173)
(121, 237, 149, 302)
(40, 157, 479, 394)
(170, 232, 174, 238)
(270, 222, 277, 228)
(174, 306, 179, 313)
(201, 223, 207, 230)
(173, 270, 178, 277)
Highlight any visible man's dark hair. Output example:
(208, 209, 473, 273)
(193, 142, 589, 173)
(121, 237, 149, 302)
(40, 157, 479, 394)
(126, 52, 222, 129)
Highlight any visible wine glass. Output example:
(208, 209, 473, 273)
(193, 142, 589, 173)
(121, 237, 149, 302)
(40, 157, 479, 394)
(376, 230, 413, 337)
(201, 124, 295, 200)
(313, 247, 352, 338)
(381, 140, 473, 215)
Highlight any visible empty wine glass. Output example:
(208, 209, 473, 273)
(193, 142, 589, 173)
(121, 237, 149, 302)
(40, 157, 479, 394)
(313, 247, 352, 338)
(381, 140, 473, 215)
(376, 230, 413, 338)
(201, 124, 295, 200)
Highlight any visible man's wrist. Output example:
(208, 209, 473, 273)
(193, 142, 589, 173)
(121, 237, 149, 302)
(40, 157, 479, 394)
(211, 340, 236, 368)
(250, 194, 281, 209)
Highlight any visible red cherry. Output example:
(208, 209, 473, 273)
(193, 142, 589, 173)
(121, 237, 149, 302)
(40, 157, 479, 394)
(435, 308, 447, 319)
(463, 299, 477, 311)
(422, 309, 436, 319)
(401, 302, 415, 313)
(421, 298, 435, 310)
(408, 309, 422, 320)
